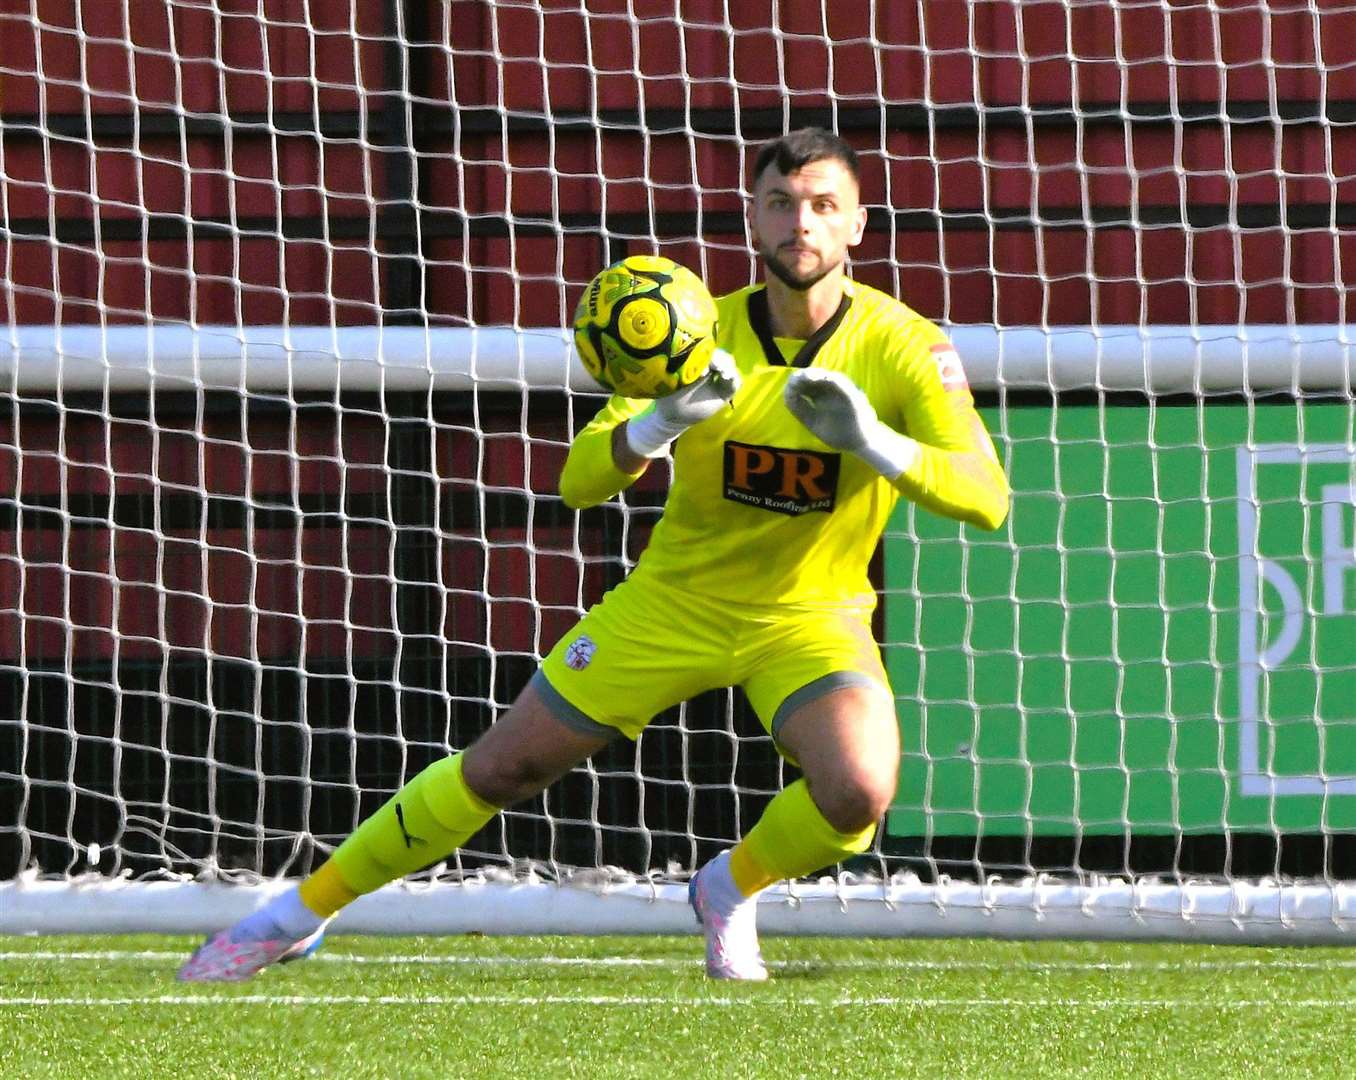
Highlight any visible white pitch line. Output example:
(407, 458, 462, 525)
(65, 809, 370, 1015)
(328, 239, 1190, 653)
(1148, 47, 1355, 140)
(3, 994, 1356, 1009)
(6, 950, 1356, 974)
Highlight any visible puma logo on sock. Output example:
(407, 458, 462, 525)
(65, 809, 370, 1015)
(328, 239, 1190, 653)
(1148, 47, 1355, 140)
(395, 803, 426, 848)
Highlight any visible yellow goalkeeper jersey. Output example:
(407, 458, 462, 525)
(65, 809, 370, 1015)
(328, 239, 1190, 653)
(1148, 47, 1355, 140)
(559, 278, 1008, 610)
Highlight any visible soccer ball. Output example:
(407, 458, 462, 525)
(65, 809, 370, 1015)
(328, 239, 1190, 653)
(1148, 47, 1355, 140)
(572, 255, 719, 398)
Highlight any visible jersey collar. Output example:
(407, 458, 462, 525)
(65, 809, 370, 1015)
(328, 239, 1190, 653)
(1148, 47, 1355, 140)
(747, 286, 853, 369)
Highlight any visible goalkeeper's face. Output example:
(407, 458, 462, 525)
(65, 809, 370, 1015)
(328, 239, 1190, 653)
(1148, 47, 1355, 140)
(749, 158, 868, 292)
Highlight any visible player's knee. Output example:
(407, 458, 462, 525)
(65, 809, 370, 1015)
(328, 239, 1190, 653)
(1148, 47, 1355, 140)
(813, 769, 896, 834)
(462, 749, 553, 807)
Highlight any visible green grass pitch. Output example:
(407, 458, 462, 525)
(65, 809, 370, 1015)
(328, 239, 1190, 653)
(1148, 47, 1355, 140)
(3, 933, 1355, 1078)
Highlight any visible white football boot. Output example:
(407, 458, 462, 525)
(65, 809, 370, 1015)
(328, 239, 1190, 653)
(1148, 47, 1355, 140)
(688, 851, 770, 982)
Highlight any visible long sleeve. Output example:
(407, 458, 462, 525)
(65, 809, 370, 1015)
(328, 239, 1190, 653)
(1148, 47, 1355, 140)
(558, 395, 651, 510)
(891, 418, 1010, 530)
(887, 341, 1010, 531)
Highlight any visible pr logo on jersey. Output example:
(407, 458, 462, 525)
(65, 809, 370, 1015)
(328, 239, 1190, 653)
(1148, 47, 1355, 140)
(564, 634, 596, 671)
(723, 440, 841, 516)
(931, 342, 969, 392)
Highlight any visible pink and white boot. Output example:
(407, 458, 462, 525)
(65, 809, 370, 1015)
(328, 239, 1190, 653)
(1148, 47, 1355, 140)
(689, 851, 769, 982)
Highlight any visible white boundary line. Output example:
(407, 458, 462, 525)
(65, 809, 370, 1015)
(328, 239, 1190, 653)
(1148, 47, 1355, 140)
(7, 949, 1356, 973)
(3, 994, 1355, 1009)
(1236, 444, 1356, 796)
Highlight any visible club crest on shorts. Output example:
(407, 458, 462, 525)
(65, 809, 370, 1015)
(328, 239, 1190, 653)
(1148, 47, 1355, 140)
(564, 634, 597, 671)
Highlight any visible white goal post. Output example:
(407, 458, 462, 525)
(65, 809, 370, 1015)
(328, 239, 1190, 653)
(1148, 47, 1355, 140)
(4, 2, 1356, 944)
(2, 324, 1355, 943)
(0, 323, 1353, 394)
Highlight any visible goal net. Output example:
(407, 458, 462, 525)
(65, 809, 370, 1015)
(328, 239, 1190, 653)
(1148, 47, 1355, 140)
(4, 2, 1356, 942)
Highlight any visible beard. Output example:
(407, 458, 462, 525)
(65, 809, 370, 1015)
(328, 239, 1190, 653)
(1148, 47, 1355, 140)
(759, 243, 839, 292)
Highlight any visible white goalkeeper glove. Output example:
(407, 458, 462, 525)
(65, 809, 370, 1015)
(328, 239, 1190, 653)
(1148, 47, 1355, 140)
(783, 368, 920, 480)
(624, 349, 741, 459)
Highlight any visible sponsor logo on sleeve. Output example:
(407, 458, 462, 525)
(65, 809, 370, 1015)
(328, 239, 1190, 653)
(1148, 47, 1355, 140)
(722, 440, 841, 516)
(930, 342, 969, 392)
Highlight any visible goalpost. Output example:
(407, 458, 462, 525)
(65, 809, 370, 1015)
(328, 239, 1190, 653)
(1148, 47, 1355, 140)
(3, 2, 1356, 944)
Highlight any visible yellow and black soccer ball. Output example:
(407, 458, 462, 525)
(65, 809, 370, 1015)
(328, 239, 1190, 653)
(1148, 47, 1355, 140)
(572, 255, 719, 398)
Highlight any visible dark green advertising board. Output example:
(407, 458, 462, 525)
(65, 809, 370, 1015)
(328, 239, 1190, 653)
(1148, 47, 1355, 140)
(884, 401, 1356, 839)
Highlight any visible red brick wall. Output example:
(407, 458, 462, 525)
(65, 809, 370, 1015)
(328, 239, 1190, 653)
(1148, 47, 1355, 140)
(2, 1, 1353, 668)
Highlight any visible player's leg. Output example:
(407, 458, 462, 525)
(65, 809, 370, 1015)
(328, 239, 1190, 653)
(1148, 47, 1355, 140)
(299, 682, 615, 913)
(177, 683, 611, 983)
(690, 608, 895, 980)
(689, 682, 896, 981)
(179, 575, 719, 982)
(732, 681, 898, 889)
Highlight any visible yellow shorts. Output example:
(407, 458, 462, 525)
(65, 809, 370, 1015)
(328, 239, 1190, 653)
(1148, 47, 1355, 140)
(535, 574, 891, 742)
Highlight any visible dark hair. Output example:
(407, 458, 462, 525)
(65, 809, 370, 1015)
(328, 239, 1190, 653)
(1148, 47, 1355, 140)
(751, 127, 859, 187)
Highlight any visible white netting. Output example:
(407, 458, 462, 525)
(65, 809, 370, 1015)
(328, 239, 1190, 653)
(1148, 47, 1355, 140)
(2, 1, 1356, 939)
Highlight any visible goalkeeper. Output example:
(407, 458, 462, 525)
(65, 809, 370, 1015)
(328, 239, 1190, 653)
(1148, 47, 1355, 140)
(180, 127, 1009, 983)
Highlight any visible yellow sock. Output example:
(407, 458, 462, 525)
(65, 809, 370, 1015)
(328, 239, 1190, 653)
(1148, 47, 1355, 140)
(728, 844, 778, 897)
(297, 859, 359, 918)
(728, 778, 876, 898)
(296, 753, 499, 918)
